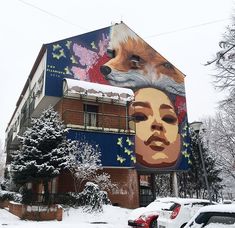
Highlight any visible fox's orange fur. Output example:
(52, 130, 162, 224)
(100, 23, 185, 95)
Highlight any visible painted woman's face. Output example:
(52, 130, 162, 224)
(129, 88, 181, 168)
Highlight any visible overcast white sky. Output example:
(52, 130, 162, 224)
(0, 0, 234, 144)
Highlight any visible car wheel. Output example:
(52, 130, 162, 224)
(150, 218, 158, 228)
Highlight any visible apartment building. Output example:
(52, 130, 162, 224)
(5, 22, 191, 208)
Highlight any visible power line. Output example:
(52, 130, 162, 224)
(18, 0, 89, 32)
(17, 0, 231, 39)
(145, 18, 231, 39)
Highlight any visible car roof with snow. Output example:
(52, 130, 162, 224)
(197, 204, 235, 213)
(154, 197, 211, 205)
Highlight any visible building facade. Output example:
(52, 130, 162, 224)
(5, 22, 191, 208)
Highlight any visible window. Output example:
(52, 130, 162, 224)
(195, 212, 235, 226)
(84, 104, 98, 127)
(207, 213, 235, 225)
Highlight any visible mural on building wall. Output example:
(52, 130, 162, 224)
(45, 22, 191, 171)
(46, 27, 111, 96)
(67, 130, 135, 168)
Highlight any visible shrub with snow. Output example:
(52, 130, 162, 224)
(78, 182, 111, 213)
(0, 190, 22, 202)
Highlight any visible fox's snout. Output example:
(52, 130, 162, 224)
(100, 65, 111, 77)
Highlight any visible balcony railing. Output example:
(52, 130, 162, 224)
(62, 110, 135, 133)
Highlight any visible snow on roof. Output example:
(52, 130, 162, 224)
(63, 78, 134, 103)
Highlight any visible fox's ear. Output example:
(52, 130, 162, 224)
(107, 49, 116, 58)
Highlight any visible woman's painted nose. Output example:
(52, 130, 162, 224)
(151, 120, 163, 131)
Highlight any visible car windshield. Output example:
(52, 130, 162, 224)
(195, 212, 235, 226)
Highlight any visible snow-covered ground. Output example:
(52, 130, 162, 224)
(0, 205, 132, 228)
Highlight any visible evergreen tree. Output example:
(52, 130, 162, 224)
(11, 106, 70, 203)
(180, 128, 223, 200)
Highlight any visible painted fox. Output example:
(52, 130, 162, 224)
(100, 23, 185, 96)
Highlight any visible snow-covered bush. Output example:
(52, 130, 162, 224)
(78, 182, 111, 213)
(0, 190, 22, 202)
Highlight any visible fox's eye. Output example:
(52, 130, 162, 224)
(130, 55, 141, 69)
(162, 115, 177, 124)
(107, 49, 115, 58)
(130, 55, 140, 63)
(130, 113, 147, 122)
(163, 62, 174, 70)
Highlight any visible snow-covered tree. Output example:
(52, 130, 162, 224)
(68, 140, 102, 192)
(11, 106, 70, 203)
(203, 115, 235, 181)
(175, 128, 223, 200)
(155, 174, 171, 197)
(0, 140, 6, 184)
(206, 16, 235, 93)
(68, 140, 116, 193)
(204, 16, 235, 198)
(189, 126, 223, 199)
(92, 173, 116, 192)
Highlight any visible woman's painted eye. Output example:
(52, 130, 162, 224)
(162, 115, 177, 124)
(131, 113, 147, 122)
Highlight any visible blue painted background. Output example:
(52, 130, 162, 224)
(67, 129, 136, 168)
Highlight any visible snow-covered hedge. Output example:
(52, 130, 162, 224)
(0, 190, 22, 202)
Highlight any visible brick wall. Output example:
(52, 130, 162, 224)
(7, 201, 62, 221)
(57, 168, 139, 209)
(104, 168, 139, 209)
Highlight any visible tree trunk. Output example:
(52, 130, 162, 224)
(43, 180, 50, 204)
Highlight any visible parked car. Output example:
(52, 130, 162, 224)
(157, 198, 214, 228)
(128, 211, 159, 228)
(128, 198, 177, 228)
(184, 204, 235, 227)
(223, 199, 233, 204)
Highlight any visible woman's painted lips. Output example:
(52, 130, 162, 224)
(145, 134, 170, 151)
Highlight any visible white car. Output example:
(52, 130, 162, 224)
(157, 198, 214, 228)
(184, 204, 235, 228)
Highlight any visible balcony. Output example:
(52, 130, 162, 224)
(62, 109, 135, 134)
